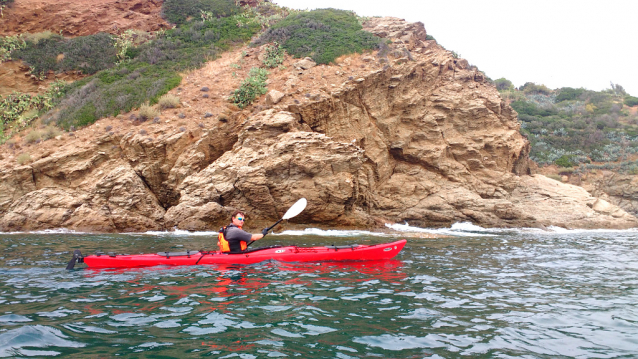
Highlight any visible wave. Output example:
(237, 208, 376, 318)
(3, 223, 637, 238)
(385, 222, 500, 237)
(387, 221, 638, 237)
(140, 229, 219, 237)
(277, 228, 393, 237)
(2, 228, 87, 235)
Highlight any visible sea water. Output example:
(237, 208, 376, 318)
(0, 224, 637, 358)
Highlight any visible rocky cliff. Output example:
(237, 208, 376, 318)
(581, 171, 638, 217)
(1, 15, 636, 232)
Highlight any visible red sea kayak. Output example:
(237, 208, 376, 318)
(78, 239, 407, 269)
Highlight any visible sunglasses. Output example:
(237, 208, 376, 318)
(236, 217, 244, 221)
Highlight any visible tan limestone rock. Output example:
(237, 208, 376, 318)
(266, 90, 285, 105)
(293, 57, 317, 70)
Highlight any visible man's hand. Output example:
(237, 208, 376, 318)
(261, 228, 269, 237)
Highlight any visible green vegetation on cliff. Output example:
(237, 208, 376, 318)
(11, 33, 118, 80)
(161, 0, 240, 26)
(1, 3, 383, 138)
(499, 80, 638, 172)
(50, 13, 261, 130)
(252, 8, 381, 64)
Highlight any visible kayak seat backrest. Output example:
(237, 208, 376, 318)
(324, 244, 361, 249)
(157, 251, 200, 258)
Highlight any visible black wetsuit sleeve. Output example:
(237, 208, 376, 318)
(225, 226, 253, 252)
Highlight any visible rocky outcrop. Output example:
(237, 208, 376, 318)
(0, 61, 87, 96)
(164, 110, 370, 230)
(582, 171, 638, 217)
(1, 17, 636, 232)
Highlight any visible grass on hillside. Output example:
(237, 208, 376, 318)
(252, 8, 381, 65)
(0, 2, 262, 136)
(47, 14, 261, 130)
(161, 0, 240, 26)
(11, 33, 117, 80)
(501, 81, 638, 170)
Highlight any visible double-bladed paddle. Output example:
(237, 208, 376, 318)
(246, 197, 307, 248)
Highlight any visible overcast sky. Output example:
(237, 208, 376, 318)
(274, 0, 638, 96)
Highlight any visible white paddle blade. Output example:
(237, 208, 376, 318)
(282, 198, 307, 220)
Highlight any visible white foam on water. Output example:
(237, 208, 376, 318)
(386, 221, 638, 237)
(2, 228, 87, 235)
(542, 226, 638, 234)
(386, 222, 499, 237)
(139, 229, 219, 237)
(277, 228, 392, 237)
(3, 223, 637, 237)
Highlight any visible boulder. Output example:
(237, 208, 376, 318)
(293, 57, 317, 70)
(266, 90, 285, 105)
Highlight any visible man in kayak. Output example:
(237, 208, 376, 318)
(218, 211, 268, 253)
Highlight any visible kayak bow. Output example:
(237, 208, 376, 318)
(71, 239, 407, 269)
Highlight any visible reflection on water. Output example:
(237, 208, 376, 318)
(1, 230, 638, 357)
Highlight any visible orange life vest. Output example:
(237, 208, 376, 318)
(218, 225, 248, 253)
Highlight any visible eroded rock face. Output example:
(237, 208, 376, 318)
(165, 111, 371, 230)
(1, 17, 636, 232)
(582, 172, 638, 217)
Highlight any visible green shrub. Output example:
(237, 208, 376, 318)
(158, 93, 180, 109)
(511, 100, 557, 117)
(494, 78, 514, 92)
(610, 82, 626, 96)
(0, 92, 33, 125)
(625, 96, 638, 107)
(162, 0, 240, 26)
(555, 154, 576, 167)
(12, 33, 117, 79)
(555, 87, 585, 102)
(253, 8, 381, 64)
(230, 67, 268, 108)
(0, 34, 26, 62)
(168, 14, 260, 51)
(262, 41, 285, 68)
(519, 82, 552, 95)
(51, 68, 180, 129)
(0, 81, 67, 139)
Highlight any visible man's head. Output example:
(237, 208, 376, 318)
(231, 210, 246, 227)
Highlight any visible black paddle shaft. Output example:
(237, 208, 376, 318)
(246, 218, 284, 248)
(266, 218, 283, 232)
